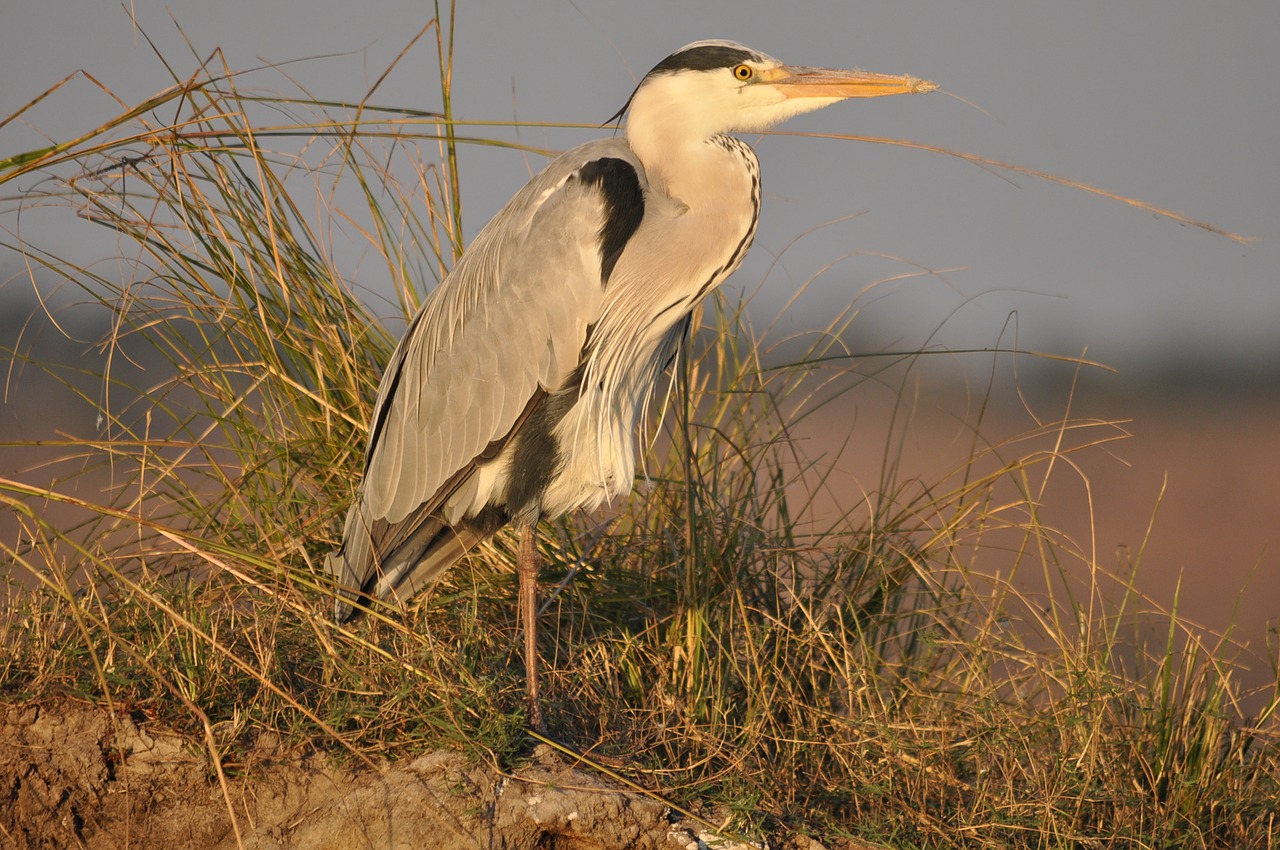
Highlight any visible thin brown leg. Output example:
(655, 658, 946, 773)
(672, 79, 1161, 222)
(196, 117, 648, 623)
(517, 524, 544, 730)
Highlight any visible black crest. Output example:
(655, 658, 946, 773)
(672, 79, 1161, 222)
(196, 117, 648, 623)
(646, 42, 762, 76)
(606, 41, 765, 127)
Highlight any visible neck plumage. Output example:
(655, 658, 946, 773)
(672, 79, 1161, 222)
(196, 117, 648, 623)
(625, 78, 735, 206)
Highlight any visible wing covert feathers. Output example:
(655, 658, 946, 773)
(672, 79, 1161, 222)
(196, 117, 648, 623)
(328, 140, 647, 618)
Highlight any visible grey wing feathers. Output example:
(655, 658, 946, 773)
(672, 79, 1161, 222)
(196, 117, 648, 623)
(327, 139, 645, 617)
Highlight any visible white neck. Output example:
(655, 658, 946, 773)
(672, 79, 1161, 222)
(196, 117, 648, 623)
(624, 69, 836, 202)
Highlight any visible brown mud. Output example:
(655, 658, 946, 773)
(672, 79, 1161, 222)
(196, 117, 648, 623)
(0, 701, 852, 850)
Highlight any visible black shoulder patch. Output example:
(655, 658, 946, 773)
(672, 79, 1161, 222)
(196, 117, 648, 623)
(575, 157, 644, 284)
(648, 43, 759, 76)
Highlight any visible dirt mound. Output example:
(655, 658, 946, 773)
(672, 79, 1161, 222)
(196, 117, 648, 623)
(0, 702, 837, 849)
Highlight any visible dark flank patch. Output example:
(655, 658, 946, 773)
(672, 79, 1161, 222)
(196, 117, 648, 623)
(647, 43, 760, 75)
(501, 362, 588, 520)
(467, 503, 513, 537)
(575, 158, 644, 284)
(479, 388, 547, 462)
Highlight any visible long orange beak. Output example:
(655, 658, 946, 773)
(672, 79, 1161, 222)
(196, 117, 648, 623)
(769, 65, 937, 99)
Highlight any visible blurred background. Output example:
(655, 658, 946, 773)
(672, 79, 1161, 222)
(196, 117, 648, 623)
(2, 1, 1276, 699)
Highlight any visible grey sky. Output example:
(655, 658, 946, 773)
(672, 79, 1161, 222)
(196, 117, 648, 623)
(2, 0, 1276, 372)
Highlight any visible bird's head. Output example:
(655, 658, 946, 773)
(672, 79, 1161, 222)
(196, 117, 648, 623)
(624, 40, 935, 145)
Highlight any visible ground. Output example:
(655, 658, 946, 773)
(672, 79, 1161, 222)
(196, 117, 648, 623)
(0, 701, 855, 850)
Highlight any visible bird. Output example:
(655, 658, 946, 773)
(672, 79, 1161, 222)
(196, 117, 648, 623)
(326, 39, 935, 728)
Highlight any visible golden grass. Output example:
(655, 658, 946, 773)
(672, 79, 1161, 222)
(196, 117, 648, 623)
(2, 15, 1276, 848)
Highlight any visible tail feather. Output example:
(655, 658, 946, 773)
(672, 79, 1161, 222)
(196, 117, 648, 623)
(326, 501, 483, 622)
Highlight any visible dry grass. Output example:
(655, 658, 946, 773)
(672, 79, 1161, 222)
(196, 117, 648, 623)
(2, 14, 1277, 849)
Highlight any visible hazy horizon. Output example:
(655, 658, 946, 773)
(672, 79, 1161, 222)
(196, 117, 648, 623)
(3, 1, 1277, 375)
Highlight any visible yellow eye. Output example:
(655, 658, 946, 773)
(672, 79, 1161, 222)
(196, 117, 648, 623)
(733, 64, 754, 81)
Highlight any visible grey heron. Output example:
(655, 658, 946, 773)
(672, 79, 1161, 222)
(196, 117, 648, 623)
(327, 40, 934, 728)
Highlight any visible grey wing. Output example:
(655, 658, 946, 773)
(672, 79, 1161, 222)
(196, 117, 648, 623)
(327, 139, 646, 615)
